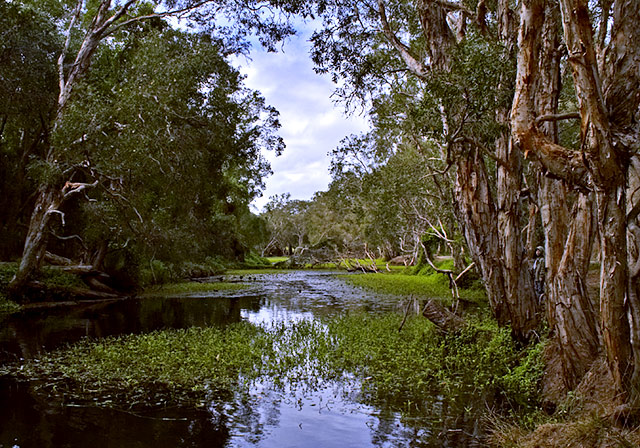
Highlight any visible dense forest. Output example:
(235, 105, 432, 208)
(2, 0, 640, 443)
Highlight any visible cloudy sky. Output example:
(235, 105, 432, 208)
(231, 23, 370, 212)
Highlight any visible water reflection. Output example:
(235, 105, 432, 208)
(0, 378, 231, 448)
(0, 271, 481, 447)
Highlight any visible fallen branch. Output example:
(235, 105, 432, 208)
(422, 299, 465, 333)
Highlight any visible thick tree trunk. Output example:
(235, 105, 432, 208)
(556, 0, 633, 397)
(497, 134, 539, 339)
(512, 0, 601, 390)
(453, 146, 510, 326)
(605, 0, 640, 404)
(549, 193, 600, 390)
(9, 184, 63, 294)
(597, 191, 632, 395)
(627, 158, 640, 403)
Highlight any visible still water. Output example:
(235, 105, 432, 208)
(0, 271, 478, 448)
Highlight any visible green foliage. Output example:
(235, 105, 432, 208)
(6, 323, 272, 405)
(242, 252, 272, 268)
(53, 27, 282, 271)
(139, 258, 228, 287)
(0, 263, 21, 314)
(139, 259, 174, 286)
(0, 1, 60, 259)
(499, 338, 546, 414)
(324, 314, 543, 417)
(37, 267, 84, 289)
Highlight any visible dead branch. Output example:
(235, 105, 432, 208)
(454, 262, 475, 282)
(422, 299, 465, 333)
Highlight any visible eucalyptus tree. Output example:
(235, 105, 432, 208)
(311, 0, 538, 339)
(512, 0, 640, 402)
(7, 0, 306, 292)
(327, 128, 461, 264)
(261, 194, 312, 255)
(52, 27, 282, 267)
(0, 2, 60, 258)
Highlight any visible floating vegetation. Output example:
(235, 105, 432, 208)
(1, 312, 544, 424)
(144, 281, 250, 295)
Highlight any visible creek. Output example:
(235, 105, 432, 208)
(0, 271, 481, 448)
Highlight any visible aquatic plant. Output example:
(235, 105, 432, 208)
(2, 312, 543, 424)
(144, 281, 249, 295)
(340, 273, 486, 302)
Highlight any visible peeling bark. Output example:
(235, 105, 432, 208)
(512, 0, 600, 391)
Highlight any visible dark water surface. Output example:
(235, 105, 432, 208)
(0, 271, 477, 448)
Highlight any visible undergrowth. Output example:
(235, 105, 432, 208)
(0, 263, 21, 313)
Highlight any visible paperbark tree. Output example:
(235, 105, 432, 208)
(511, 0, 600, 393)
(313, 0, 539, 338)
(512, 0, 640, 400)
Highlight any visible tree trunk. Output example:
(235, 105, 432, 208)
(511, 0, 602, 392)
(91, 239, 109, 270)
(497, 133, 539, 340)
(539, 0, 600, 390)
(453, 145, 510, 327)
(556, 0, 633, 398)
(547, 192, 600, 390)
(627, 157, 640, 402)
(9, 184, 62, 295)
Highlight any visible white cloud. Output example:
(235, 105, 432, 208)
(231, 22, 369, 212)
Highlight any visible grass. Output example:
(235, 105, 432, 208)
(340, 272, 486, 302)
(144, 281, 249, 295)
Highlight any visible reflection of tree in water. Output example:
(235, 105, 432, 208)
(0, 378, 232, 448)
(364, 395, 485, 447)
(0, 296, 248, 362)
(218, 380, 283, 445)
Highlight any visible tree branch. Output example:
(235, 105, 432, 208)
(377, 0, 430, 79)
(104, 0, 219, 36)
(534, 112, 581, 126)
(62, 180, 99, 200)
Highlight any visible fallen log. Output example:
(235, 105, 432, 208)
(44, 251, 73, 266)
(422, 299, 465, 333)
(23, 280, 123, 302)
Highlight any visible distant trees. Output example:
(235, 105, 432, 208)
(260, 136, 463, 267)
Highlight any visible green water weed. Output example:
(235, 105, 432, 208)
(2, 311, 543, 425)
(144, 281, 249, 295)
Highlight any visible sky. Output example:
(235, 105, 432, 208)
(231, 23, 370, 212)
